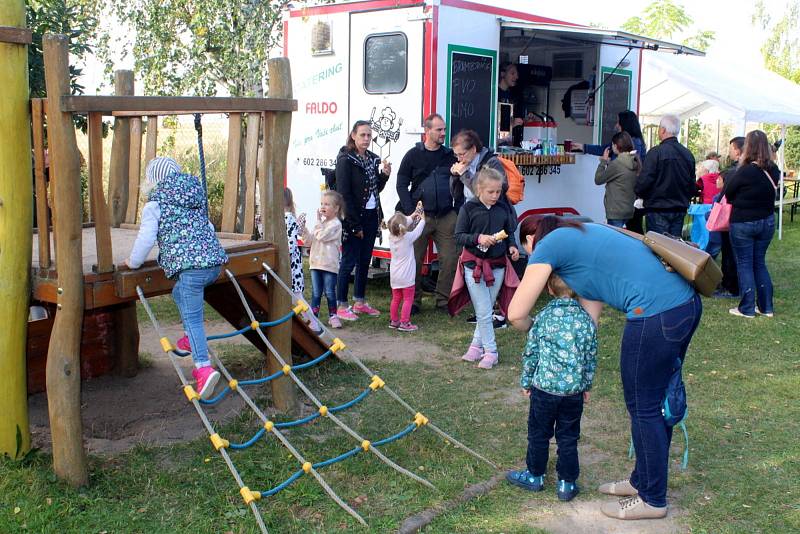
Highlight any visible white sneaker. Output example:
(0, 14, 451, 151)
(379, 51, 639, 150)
(729, 307, 755, 318)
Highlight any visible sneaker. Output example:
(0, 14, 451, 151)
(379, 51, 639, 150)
(461, 345, 483, 362)
(477, 352, 498, 369)
(192, 366, 220, 400)
(388, 320, 400, 329)
(353, 302, 380, 316)
(328, 315, 342, 329)
(177, 335, 191, 352)
(397, 322, 418, 332)
(336, 307, 359, 321)
(756, 308, 774, 318)
(465, 314, 477, 324)
(557, 480, 580, 502)
(729, 307, 755, 318)
(598, 479, 638, 497)
(712, 289, 737, 299)
(493, 315, 508, 329)
(506, 469, 544, 492)
(600, 495, 667, 520)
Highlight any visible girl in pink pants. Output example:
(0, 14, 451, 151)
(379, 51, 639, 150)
(387, 207, 425, 331)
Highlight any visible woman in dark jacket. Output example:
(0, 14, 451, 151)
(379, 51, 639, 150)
(449, 129, 510, 211)
(335, 120, 391, 321)
(723, 129, 779, 318)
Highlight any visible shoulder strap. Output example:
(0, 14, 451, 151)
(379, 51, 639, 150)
(763, 169, 778, 191)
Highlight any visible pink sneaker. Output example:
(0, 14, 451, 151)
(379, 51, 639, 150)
(397, 322, 418, 332)
(337, 307, 359, 321)
(389, 320, 400, 329)
(353, 302, 381, 316)
(477, 352, 499, 369)
(192, 366, 220, 400)
(177, 335, 191, 352)
(461, 345, 483, 362)
(329, 315, 343, 329)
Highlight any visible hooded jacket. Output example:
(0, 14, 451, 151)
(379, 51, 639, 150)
(335, 147, 389, 236)
(594, 151, 639, 220)
(634, 137, 696, 212)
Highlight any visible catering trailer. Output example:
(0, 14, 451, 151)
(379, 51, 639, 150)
(282, 0, 701, 257)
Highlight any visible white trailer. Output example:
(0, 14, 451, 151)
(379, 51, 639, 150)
(283, 0, 700, 260)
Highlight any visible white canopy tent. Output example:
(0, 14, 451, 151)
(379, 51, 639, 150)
(640, 52, 800, 239)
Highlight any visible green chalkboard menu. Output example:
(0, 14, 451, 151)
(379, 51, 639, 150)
(446, 45, 497, 149)
(598, 67, 631, 146)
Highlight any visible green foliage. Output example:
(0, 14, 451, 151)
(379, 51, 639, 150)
(621, 0, 715, 52)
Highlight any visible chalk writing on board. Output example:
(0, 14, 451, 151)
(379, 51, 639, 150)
(449, 51, 494, 147)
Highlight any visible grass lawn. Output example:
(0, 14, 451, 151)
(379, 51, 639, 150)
(2, 221, 799, 533)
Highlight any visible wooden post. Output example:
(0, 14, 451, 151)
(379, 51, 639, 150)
(32, 98, 50, 269)
(262, 58, 296, 413)
(107, 70, 134, 226)
(43, 33, 88, 486)
(222, 113, 241, 233)
(125, 116, 143, 223)
(87, 112, 114, 273)
(0, 0, 32, 459)
(144, 115, 158, 166)
(243, 112, 260, 236)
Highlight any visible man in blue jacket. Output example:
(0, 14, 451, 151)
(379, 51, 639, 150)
(635, 115, 696, 236)
(396, 113, 458, 311)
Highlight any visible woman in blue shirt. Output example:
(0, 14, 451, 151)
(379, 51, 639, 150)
(508, 215, 702, 521)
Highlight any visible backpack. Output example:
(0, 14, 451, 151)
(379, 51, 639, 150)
(628, 356, 689, 469)
(321, 167, 336, 190)
(496, 157, 525, 204)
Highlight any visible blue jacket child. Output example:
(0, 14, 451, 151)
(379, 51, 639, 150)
(126, 157, 228, 400)
(506, 274, 597, 501)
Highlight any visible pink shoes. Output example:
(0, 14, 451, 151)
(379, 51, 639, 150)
(329, 315, 343, 329)
(177, 334, 191, 352)
(192, 366, 220, 400)
(389, 320, 400, 329)
(478, 352, 499, 369)
(336, 307, 359, 321)
(461, 345, 483, 362)
(353, 302, 380, 316)
(397, 322, 418, 332)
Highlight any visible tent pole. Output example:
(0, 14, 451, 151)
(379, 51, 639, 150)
(778, 124, 786, 240)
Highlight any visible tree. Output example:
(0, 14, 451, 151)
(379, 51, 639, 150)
(621, 0, 715, 52)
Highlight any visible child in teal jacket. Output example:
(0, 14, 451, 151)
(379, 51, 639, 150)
(507, 273, 597, 501)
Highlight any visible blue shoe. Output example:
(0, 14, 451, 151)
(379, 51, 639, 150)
(506, 469, 544, 492)
(557, 479, 579, 501)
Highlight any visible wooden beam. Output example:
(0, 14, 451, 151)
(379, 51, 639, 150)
(87, 112, 114, 273)
(107, 70, 134, 227)
(61, 96, 297, 114)
(221, 113, 241, 233)
(0, 25, 31, 44)
(242, 112, 260, 236)
(262, 58, 296, 414)
(144, 116, 157, 167)
(43, 33, 88, 487)
(125, 117, 143, 223)
(32, 98, 51, 270)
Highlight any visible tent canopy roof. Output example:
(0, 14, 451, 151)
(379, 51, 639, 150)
(640, 53, 800, 125)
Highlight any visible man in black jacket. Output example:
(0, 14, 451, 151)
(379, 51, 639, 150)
(635, 114, 696, 236)
(396, 113, 458, 311)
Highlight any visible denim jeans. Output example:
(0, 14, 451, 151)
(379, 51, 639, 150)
(310, 269, 337, 317)
(730, 215, 775, 315)
(337, 209, 379, 304)
(464, 266, 504, 353)
(172, 266, 221, 367)
(621, 293, 701, 508)
(607, 218, 627, 228)
(720, 231, 739, 295)
(646, 211, 686, 237)
(526, 388, 584, 482)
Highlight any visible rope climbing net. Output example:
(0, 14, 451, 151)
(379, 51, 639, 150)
(136, 266, 497, 533)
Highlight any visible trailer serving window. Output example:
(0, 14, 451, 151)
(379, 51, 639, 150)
(364, 32, 408, 94)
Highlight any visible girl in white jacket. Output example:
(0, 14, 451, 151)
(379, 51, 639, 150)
(387, 203, 425, 332)
(303, 190, 344, 328)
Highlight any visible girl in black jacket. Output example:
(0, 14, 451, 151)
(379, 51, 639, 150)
(335, 120, 390, 320)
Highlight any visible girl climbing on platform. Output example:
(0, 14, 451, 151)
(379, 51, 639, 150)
(125, 156, 228, 400)
(303, 190, 345, 329)
(449, 168, 520, 369)
(387, 202, 425, 332)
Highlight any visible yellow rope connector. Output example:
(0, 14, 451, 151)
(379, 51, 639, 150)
(319, 406, 328, 416)
(210, 433, 230, 451)
(160, 337, 175, 353)
(183, 385, 200, 402)
(282, 364, 291, 375)
(369, 375, 385, 390)
(302, 461, 312, 473)
(414, 412, 429, 427)
(264, 421, 274, 432)
(250, 320, 260, 330)
(330, 338, 346, 353)
(229, 379, 238, 391)
(293, 301, 309, 315)
(361, 440, 371, 451)
(240, 486, 261, 505)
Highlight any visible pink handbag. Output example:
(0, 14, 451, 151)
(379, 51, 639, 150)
(706, 195, 731, 232)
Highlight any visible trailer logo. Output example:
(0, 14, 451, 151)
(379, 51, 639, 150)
(369, 106, 402, 159)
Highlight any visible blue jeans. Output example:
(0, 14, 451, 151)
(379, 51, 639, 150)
(606, 218, 627, 228)
(311, 269, 337, 316)
(527, 388, 584, 482)
(646, 211, 685, 237)
(464, 266, 504, 353)
(337, 209, 379, 304)
(621, 293, 701, 508)
(172, 266, 221, 367)
(730, 215, 775, 315)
